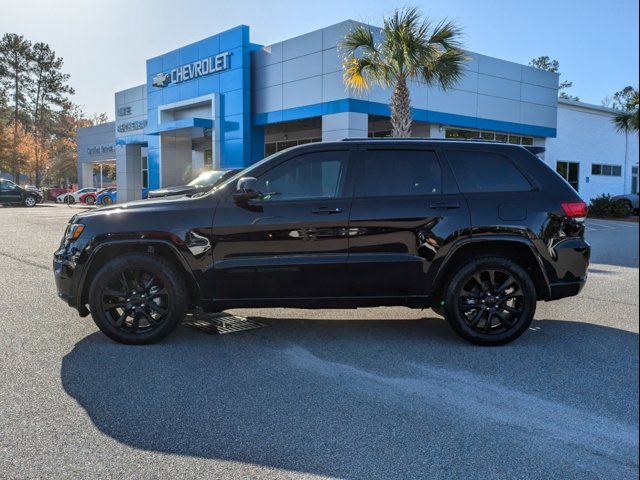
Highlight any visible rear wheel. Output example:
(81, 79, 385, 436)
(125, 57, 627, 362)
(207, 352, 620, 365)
(85, 196, 95, 205)
(101, 196, 112, 205)
(23, 195, 37, 207)
(67, 195, 75, 205)
(443, 256, 536, 346)
(88, 253, 188, 344)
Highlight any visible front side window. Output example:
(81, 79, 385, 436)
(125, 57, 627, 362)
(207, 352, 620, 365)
(256, 150, 348, 201)
(357, 149, 442, 197)
(0, 180, 18, 191)
(447, 150, 532, 193)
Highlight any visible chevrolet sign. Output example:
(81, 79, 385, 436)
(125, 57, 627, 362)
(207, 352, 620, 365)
(152, 52, 231, 88)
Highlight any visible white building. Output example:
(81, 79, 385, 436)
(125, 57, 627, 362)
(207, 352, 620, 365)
(544, 99, 638, 201)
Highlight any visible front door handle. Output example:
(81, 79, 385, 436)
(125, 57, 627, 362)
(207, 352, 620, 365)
(429, 201, 460, 210)
(312, 207, 342, 214)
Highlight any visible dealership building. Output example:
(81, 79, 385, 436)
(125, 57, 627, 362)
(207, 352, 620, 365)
(76, 21, 639, 203)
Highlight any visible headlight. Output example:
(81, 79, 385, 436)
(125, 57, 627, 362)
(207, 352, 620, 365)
(66, 224, 85, 241)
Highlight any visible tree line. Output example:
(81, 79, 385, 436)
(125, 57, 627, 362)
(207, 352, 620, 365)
(0, 33, 108, 187)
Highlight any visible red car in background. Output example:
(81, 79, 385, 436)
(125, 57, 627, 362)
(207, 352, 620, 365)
(79, 191, 98, 205)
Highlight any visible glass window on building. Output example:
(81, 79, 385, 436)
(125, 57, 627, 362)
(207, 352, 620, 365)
(264, 137, 321, 157)
(204, 149, 213, 168)
(445, 128, 533, 145)
(368, 130, 392, 138)
(142, 156, 148, 188)
(591, 163, 622, 177)
(557, 161, 580, 192)
(632, 166, 638, 194)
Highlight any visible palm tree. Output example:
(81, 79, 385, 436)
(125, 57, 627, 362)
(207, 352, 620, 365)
(340, 7, 465, 137)
(613, 87, 639, 133)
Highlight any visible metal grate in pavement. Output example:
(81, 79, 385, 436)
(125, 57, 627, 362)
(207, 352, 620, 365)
(183, 313, 268, 335)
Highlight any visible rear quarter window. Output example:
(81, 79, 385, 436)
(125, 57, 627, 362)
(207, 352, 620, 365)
(445, 150, 532, 193)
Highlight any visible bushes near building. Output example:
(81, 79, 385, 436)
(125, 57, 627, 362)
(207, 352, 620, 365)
(588, 194, 631, 218)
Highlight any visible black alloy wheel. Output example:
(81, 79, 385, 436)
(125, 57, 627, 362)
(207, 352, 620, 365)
(89, 253, 187, 344)
(444, 256, 536, 345)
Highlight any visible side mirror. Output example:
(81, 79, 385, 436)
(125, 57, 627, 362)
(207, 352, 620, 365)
(233, 177, 261, 202)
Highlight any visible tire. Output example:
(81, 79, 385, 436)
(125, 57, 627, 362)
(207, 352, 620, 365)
(67, 195, 75, 205)
(23, 195, 37, 208)
(88, 253, 188, 344)
(101, 196, 112, 206)
(443, 256, 536, 346)
(85, 196, 95, 205)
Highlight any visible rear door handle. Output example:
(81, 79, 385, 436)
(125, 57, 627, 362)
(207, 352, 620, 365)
(429, 201, 460, 210)
(312, 207, 342, 214)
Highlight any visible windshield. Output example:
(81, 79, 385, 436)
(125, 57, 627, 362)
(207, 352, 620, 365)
(187, 170, 229, 187)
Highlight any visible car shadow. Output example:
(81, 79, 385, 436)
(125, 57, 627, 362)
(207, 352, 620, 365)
(60, 316, 639, 479)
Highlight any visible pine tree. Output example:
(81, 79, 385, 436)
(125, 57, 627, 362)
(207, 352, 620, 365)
(0, 33, 33, 183)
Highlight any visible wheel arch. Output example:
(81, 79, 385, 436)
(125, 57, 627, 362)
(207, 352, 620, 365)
(432, 236, 551, 302)
(78, 240, 202, 313)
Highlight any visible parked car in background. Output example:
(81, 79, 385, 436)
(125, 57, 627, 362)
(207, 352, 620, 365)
(97, 187, 147, 206)
(80, 189, 111, 205)
(54, 139, 591, 346)
(0, 179, 43, 207)
(612, 192, 639, 214)
(147, 169, 243, 199)
(47, 188, 70, 202)
(56, 187, 98, 204)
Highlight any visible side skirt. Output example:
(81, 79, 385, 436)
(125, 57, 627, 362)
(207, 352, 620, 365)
(201, 295, 433, 312)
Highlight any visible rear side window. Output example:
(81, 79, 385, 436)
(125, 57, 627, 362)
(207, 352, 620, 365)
(357, 149, 442, 197)
(446, 150, 532, 193)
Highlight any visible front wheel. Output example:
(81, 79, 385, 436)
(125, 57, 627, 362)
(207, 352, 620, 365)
(23, 195, 37, 207)
(88, 253, 188, 344)
(85, 196, 95, 205)
(443, 256, 536, 346)
(101, 196, 112, 206)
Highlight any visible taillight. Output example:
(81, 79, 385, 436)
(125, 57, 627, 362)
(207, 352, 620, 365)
(561, 201, 587, 221)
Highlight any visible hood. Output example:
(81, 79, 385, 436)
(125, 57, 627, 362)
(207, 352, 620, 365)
(148, 185, 195, 196)
(73, 194, 198, 220)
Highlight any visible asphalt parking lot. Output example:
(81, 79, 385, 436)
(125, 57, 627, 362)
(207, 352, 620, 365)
(0, 204, 638, 479)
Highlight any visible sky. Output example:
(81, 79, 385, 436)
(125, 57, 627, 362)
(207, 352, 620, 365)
(2, 0, 638, 118)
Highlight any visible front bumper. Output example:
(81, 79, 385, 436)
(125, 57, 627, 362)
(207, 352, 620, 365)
(53, 244, 87, 311)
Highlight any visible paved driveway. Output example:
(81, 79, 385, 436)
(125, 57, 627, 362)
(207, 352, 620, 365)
(0, 205, 638, 479)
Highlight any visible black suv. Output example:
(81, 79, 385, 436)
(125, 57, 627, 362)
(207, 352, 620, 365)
(53, 140, 590, 345)
(0, 179, 43, 207)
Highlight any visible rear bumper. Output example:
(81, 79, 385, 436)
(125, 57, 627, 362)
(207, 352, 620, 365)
(544, 237, 590, 301)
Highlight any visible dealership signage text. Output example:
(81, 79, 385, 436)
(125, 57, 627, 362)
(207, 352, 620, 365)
(152, 52, 231, 88)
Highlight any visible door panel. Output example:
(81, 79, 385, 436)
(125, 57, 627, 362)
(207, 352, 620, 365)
(206, 149, 352, 299)
(347, 148, 470, 297)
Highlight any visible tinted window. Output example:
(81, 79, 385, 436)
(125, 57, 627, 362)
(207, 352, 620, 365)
(357, 150, 441, 197)
(447, 150, 532, 193)
(257, 150, 348, 201)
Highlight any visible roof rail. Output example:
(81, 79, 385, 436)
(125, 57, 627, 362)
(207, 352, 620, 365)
(340, 137, 514, 143)
(338, 137, 546, 153)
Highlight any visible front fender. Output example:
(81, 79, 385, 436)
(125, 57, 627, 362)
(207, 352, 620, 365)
(77, 237, 202, 309)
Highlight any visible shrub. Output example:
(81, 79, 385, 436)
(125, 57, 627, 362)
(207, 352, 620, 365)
(588, 194, 631, 218)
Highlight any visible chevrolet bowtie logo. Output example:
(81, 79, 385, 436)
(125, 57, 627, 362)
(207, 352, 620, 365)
(152, 72, 170, 88)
